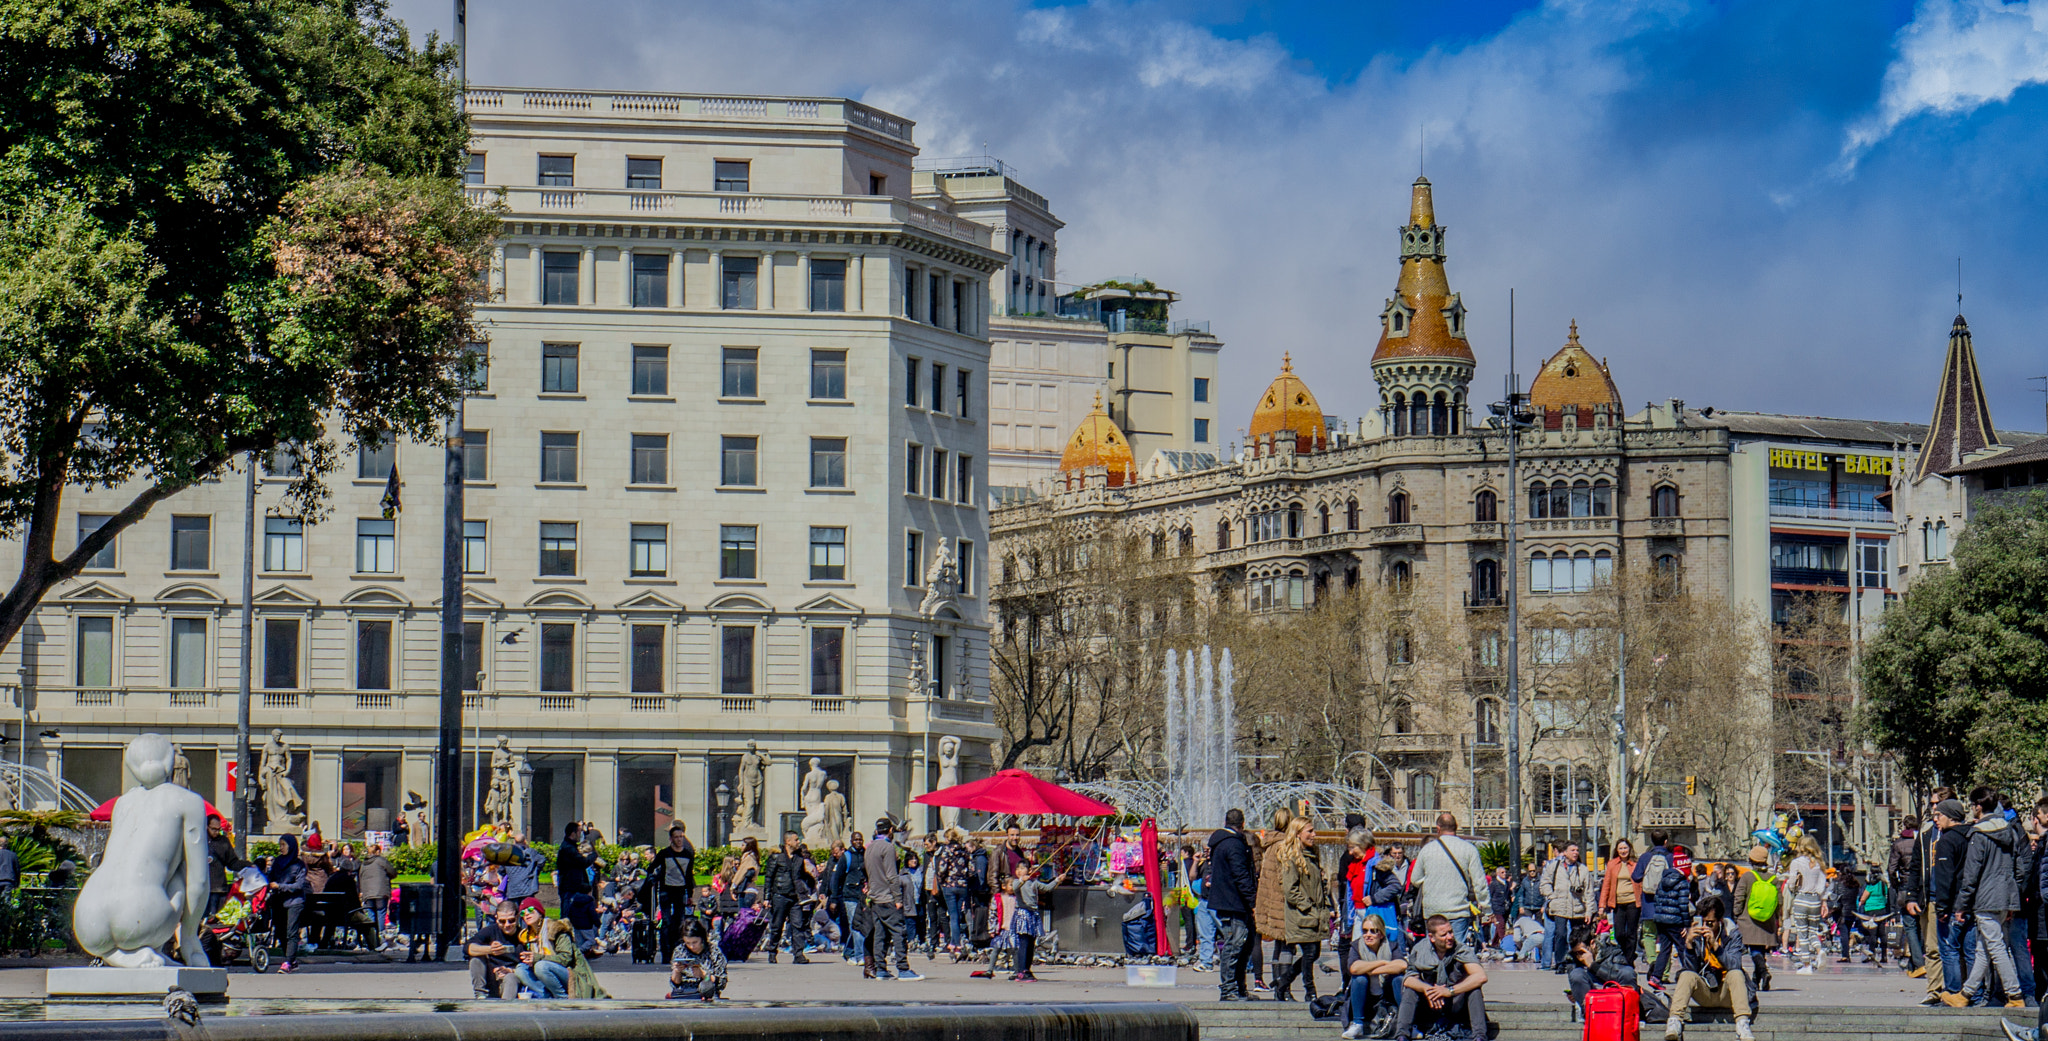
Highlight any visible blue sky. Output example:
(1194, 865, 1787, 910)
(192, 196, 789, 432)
(393, 0, 2048, 441)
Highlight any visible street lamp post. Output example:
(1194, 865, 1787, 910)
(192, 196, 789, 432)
(714, 781, 731, 848)
(1575, 777, 1594, 853)
(1488, 289, 1533, 878)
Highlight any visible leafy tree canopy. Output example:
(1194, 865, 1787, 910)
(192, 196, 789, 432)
(1859, 489, 2048, 792)
(0, 0, 499, 651)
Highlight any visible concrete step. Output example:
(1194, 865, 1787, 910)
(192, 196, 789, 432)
(1191, 1001, 2022, 1041)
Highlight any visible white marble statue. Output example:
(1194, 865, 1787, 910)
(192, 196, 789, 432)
(72, 734, 212, 968)
(258, 729, 305, 832)
(484, 735, 518, 827)
(733, 741, 768, 833)
(820, 779, 850, 848)
(936, 736, 962, 832)
(918, 537, 958, 617)
(799, 758, 829, 849)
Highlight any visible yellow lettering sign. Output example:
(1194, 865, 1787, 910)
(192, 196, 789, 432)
(1770, 449, 1893, 475)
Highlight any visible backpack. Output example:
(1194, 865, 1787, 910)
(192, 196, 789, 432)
(1746, 875, 1779, 923)
(1860, 878, 1889, 914)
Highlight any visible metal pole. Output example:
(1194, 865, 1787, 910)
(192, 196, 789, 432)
(235, 454, 256, 857)
(1505, 288, 1524, 879)
(434, 0, 470, 957)
(1615, 630, 1628, 843)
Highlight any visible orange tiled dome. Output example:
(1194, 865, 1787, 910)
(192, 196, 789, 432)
(1372, 176, 1476, 364)
(1528, 321, 1621, 411)
(1247, 354, 1328, 451)
(1060, 392, 1135, 486)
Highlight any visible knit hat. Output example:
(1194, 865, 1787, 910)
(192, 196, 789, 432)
(519, 897, 545, 915)
(1748, 846, 1768, 865)
(1936, 798, 1966, 823)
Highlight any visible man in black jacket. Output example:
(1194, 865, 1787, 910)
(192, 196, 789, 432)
(763, 831, 814, 964)
(557, 821, 589, 902)
(1891, 816, 1928, 978)
(1929, 798, 1977, 1002)
(1208, 807, 1261, 1001)
(205, 814, 249, 916)
(830, 832, 869, 964)
(646, 823, 697, 962)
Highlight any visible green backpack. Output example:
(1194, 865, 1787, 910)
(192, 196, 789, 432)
(1746, 874, 1779, 922)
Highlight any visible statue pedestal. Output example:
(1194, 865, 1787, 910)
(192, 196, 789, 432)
(46, 966, 228, 1002)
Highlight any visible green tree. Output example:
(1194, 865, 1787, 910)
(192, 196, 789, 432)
(0, 0, 498, 653)
(1859, 489, 2048, 792)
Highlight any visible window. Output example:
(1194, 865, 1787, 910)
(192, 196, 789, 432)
(956, 455, 974, 504)
(358, 441, 395, 479)
(905, 530, 923, 586)
(721, 435, 758, 486)
(264, 517, 304, 572)
(713, 160, 749, 192)
(628, 345, 668, 396)
(537, 154, 574, 186)
(932, 363, 947, 413)
(462, 341, 490, 392)
(1475, 699, 1502, 745)
(541, 343, 579, 392)
(810, 437, 847, 487)
(1472, 558, 1500, 602)
(905, 357, 922, 407)
(631, 434, 668, 485)
(1592, 479, 1613, 517)
(1408, 772, 1439, 812)
(720, 524, 757, 579)
(810, 258, 846, 311)
(957, 369, 971, 417)
(1389, 559, 1411, 593)
(356, 621, 392, 690)
(630, 523, 668, 576)
(462, 520, 487, 574)
(1388, 491, 1410, 524)
(539, 522, 578, 576)
(76, 616, 114, 686)
(1652, 485, 1680, 518)
(355, 518, 395, 573)
(810, 527, 847, 580)
(631, 253, 669, 307)
(1195, 418, 1210, 443)
(720, 256, 757, 309)
(169, 617, 206, 688)
(905, 443, 923, 495)
(928, 272, 942, 324)
(1476, 629, 1501, 668)
(953, 280, 965, 332)
(462, 429, 489, 480)
(631, 624, 664, 693)
(265, 444, 304, 477)
(170, 515, 211, 570)
(721, 625, 755, 694)
(542, 251, 579, 305)
(1217, 519, 1231, 551)
(1594, 549, 1614, 586)
(1475, 490, 1497, 522)
(1347, 499, 1360, 530)
(811, 349, 847, 399)
(464, 152, 486, 185)
(959, 539, 975, 596)
(932, 449, 950, 500)
(1531, 552, 1551, 594)
(1194, 377, 1210, 403)
(1571, 480, 1592, 518)
(626, 157, 662, 190)
(869, 173, 887, 195)
(721, 347, 758, 397)
(1857, 540, 1889, 588)
(1653, 552, 1681, 596)
(263, 619, 299, 689)
(539, 623, 574, 692)
(1388, 629, 1412, 663)
(811, 628, 844, 696)
(78, 513, 117, 569)
(903, 265, 917, 316)
(1925, 520, 1950, 561)
(540, 431, 579, 483)
(460, 621, 483, 691)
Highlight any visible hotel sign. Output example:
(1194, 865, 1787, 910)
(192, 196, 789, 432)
(1768, 448, 1893, 475)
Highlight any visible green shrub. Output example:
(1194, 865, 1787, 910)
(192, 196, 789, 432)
(1477, 841, 1511, 873)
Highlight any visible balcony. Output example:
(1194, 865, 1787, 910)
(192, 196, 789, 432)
(478, 187, 992, 247)
(1768, 500, 1891, 524)
(1303, 530, 1369, 553)
(1524, 517, 1616, 534)
(1639, 807, 1697, 829)
(1381, 732, 1455, 753)
(1770, 566, 1849, 588)
(1463, 592, 1505, 609)
(1465, 522, 1503, 541)
(1370, 523, 1425, 546)
(1647, 517, 1685, 537)
(23, 686, 903, 726)
(1471, 808, 1509, 831)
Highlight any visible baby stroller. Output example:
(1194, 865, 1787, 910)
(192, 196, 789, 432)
(201, 867, 278, 972)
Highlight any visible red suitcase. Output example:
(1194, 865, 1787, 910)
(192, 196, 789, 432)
(1583, 982, 1641, 1041)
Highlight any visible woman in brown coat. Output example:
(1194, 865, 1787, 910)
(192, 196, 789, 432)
(1250, 806, 1293, 994)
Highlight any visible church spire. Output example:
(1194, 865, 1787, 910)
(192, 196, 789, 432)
(1914, 314, 2000, 480)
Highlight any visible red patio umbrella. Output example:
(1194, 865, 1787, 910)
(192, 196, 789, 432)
(912, 769, 1118, 817)
(90, 796, 226, 822)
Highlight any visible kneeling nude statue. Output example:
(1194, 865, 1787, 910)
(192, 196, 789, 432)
(73, 734, 213, 967)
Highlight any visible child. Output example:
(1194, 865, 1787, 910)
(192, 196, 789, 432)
(971, 875, 1021, 979)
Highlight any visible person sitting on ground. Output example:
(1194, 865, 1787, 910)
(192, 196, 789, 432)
(1393, 915, 1488, 1041)
(512, 897, 611, 999)
(1566, 925, 1637, 1009)
(467, 900, 525, 998)
(1342, 913, 1408, 1039)
(669, 916, 729, 1000)
(1664, 895, 1756, 1041)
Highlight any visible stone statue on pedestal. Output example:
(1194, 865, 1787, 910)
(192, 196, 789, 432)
(484, 735, 519, 828)
(799, 758, 829, 849)
(820, 779, 850, 848)
(936, 736, 962, 833)
(170, 745, 191, 790)
(732, 741, 768, 837)
(258, 729, 305, 833)
(72, 735, 212, 968)
(919, 538, 958, 617)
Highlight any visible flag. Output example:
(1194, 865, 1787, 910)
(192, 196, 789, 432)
(381, 465, 402, 518)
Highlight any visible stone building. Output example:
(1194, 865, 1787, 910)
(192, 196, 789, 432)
(0, 87, 1003, 844)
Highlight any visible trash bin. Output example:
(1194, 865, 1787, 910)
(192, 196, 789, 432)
(396, 883, 442, 936)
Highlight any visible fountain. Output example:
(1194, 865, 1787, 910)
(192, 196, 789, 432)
(1071, 646, 1409, 833)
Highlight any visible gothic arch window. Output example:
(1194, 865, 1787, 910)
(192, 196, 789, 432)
(1570, 479, 1592, 518)
(1410, 396, 1429, 439)
(1408, 771, 1439, 812)
(1319, 504, 1331, 534)
(1432, 392, 1449, 436)
(1530, 551, 1551, 594)
(1571, 550, 1593, 591)
(1388, 491, 1410, 524)
(1217, 519, 1232, 551)
(1150, 530, 1166, 558)
(1653, 552, 1682, 597)
(1475, 490, 1498, 522)
(1389, 559, 1412, 594)
(1452, 392, 1464, 435)
(1288, 502, 1304, 539)
(1472, 558, 1501, 603)
(1347, 498, 1361, 530)
(1529, 481, 1550, 520)
(1288, 568, 1307, 610)
(1002, 555, 1017, 583)
(1388, 629, 1412, 663)
(1475, 697, 1502, 746)
(1592, 478, 1613, 517)
(1549, 481, 1570, 519)
(1344, 564, 1360, 590)
(1652, 485, 1680, 518)
(1392, 697, 1414, 733)
(1928, 520, 1950, 561)
(1179, 527, 1194, 555)
(1475, 769, 1506, 810)
(1391, 393, 1408, 436)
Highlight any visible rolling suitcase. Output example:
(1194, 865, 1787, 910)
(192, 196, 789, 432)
(720, 904, 768, 962)
(1583, 982, 1641, 1041)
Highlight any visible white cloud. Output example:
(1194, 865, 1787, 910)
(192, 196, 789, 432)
(1844, 0, 2048, 164)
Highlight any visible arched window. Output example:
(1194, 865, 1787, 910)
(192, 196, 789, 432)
(1431, 392, 1449, 436)
(1571, 479, 1592, 518)
(1652, 485, 1680, 518)
(1410, 396, 1429, 439)
(1408, 772, 1439, 812)
(1388, 491, 1410, 524)
(1473, 558, 1501, 603)
(1529, 482, 1549, 519)
(1474, 769, 1506, 810)
(1216, 519, 1231, 551)
(1002, 555, 1017, 583)
(1347, 498, 1361, 530)
(1389, 559, 1412, 594)
(1530, 552, 1551, 594)
(1391, 393, 1408, 436)
(1288, 503, 1303, 539)
(1476, 698, 1501, 746)
(1531, 765, 1553, 815)
(1475, 490, 1498, 523)
(1392, 698, 1414, 733)
(1550, 481, 1570, 519)
(1452, 392, 1464, 435)
(1931, 521, 1950, 561)
(1179, 528, 1194, 555)
(1571, 550, 1593, 592)
(1288, 569, 1307, 610)
(1592, 478, 1613, 517)
(1653, 552, 1681, 597)
(1150, 531, 1166, 558)
(1319, 504, 1331, 534)
(1593, 549, 1614, 586)
(1388, 629, 1412, 663)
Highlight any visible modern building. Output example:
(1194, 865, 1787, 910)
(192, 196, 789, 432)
(1, 87, 1006, 844)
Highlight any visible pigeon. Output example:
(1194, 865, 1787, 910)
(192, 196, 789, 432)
(164, 986, 200, 1025)
(403, 790, 429, 812)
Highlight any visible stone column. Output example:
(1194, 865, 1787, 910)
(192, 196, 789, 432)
(619, 247, 634, 307)
(854, 749, 892, 834)
(581, 245, 597, 307)
(530, 243, 544, 305)
(765, 752, 798, 839)
(491, 243, 506, 302)
(761, 251, 777, 310)
(585, 750, 618, 841)
(668, 249, 684, 309)
(851, 252, 866, 313)
(797, 251, 811, 312)
(709, 250, 723, 309)
(676, 755, 706, 847)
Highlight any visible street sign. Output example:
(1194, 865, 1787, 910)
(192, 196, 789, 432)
(226, 761, 238, 792)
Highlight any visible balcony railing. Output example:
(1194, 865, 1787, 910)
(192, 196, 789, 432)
(478, 186, 991, 247)
(1771, 566, 1850, 587)
(24, 686, 901, 720)
(1370, 523, 1425, 546)
(1471, 808, 1509, 830)
(1523, 517, 1616, 533)
(1465, 522, 1502, 541)
(1381, 732, 1455, 753)
(1768, 500, 1891, 524)
(1639, 807, 1697, 829)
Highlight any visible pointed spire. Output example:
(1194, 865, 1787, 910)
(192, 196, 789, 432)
(1567, 319, 1580, 346)
(1915, 313, 2000, 480)
(1409, 175, 1436, 229)
(1281, 351, 1293, 373)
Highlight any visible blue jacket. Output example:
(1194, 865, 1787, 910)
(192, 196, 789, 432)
(1635, 846, 1691, 925)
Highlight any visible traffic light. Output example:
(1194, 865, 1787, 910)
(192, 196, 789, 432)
(1685, 775, 1696, 796)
